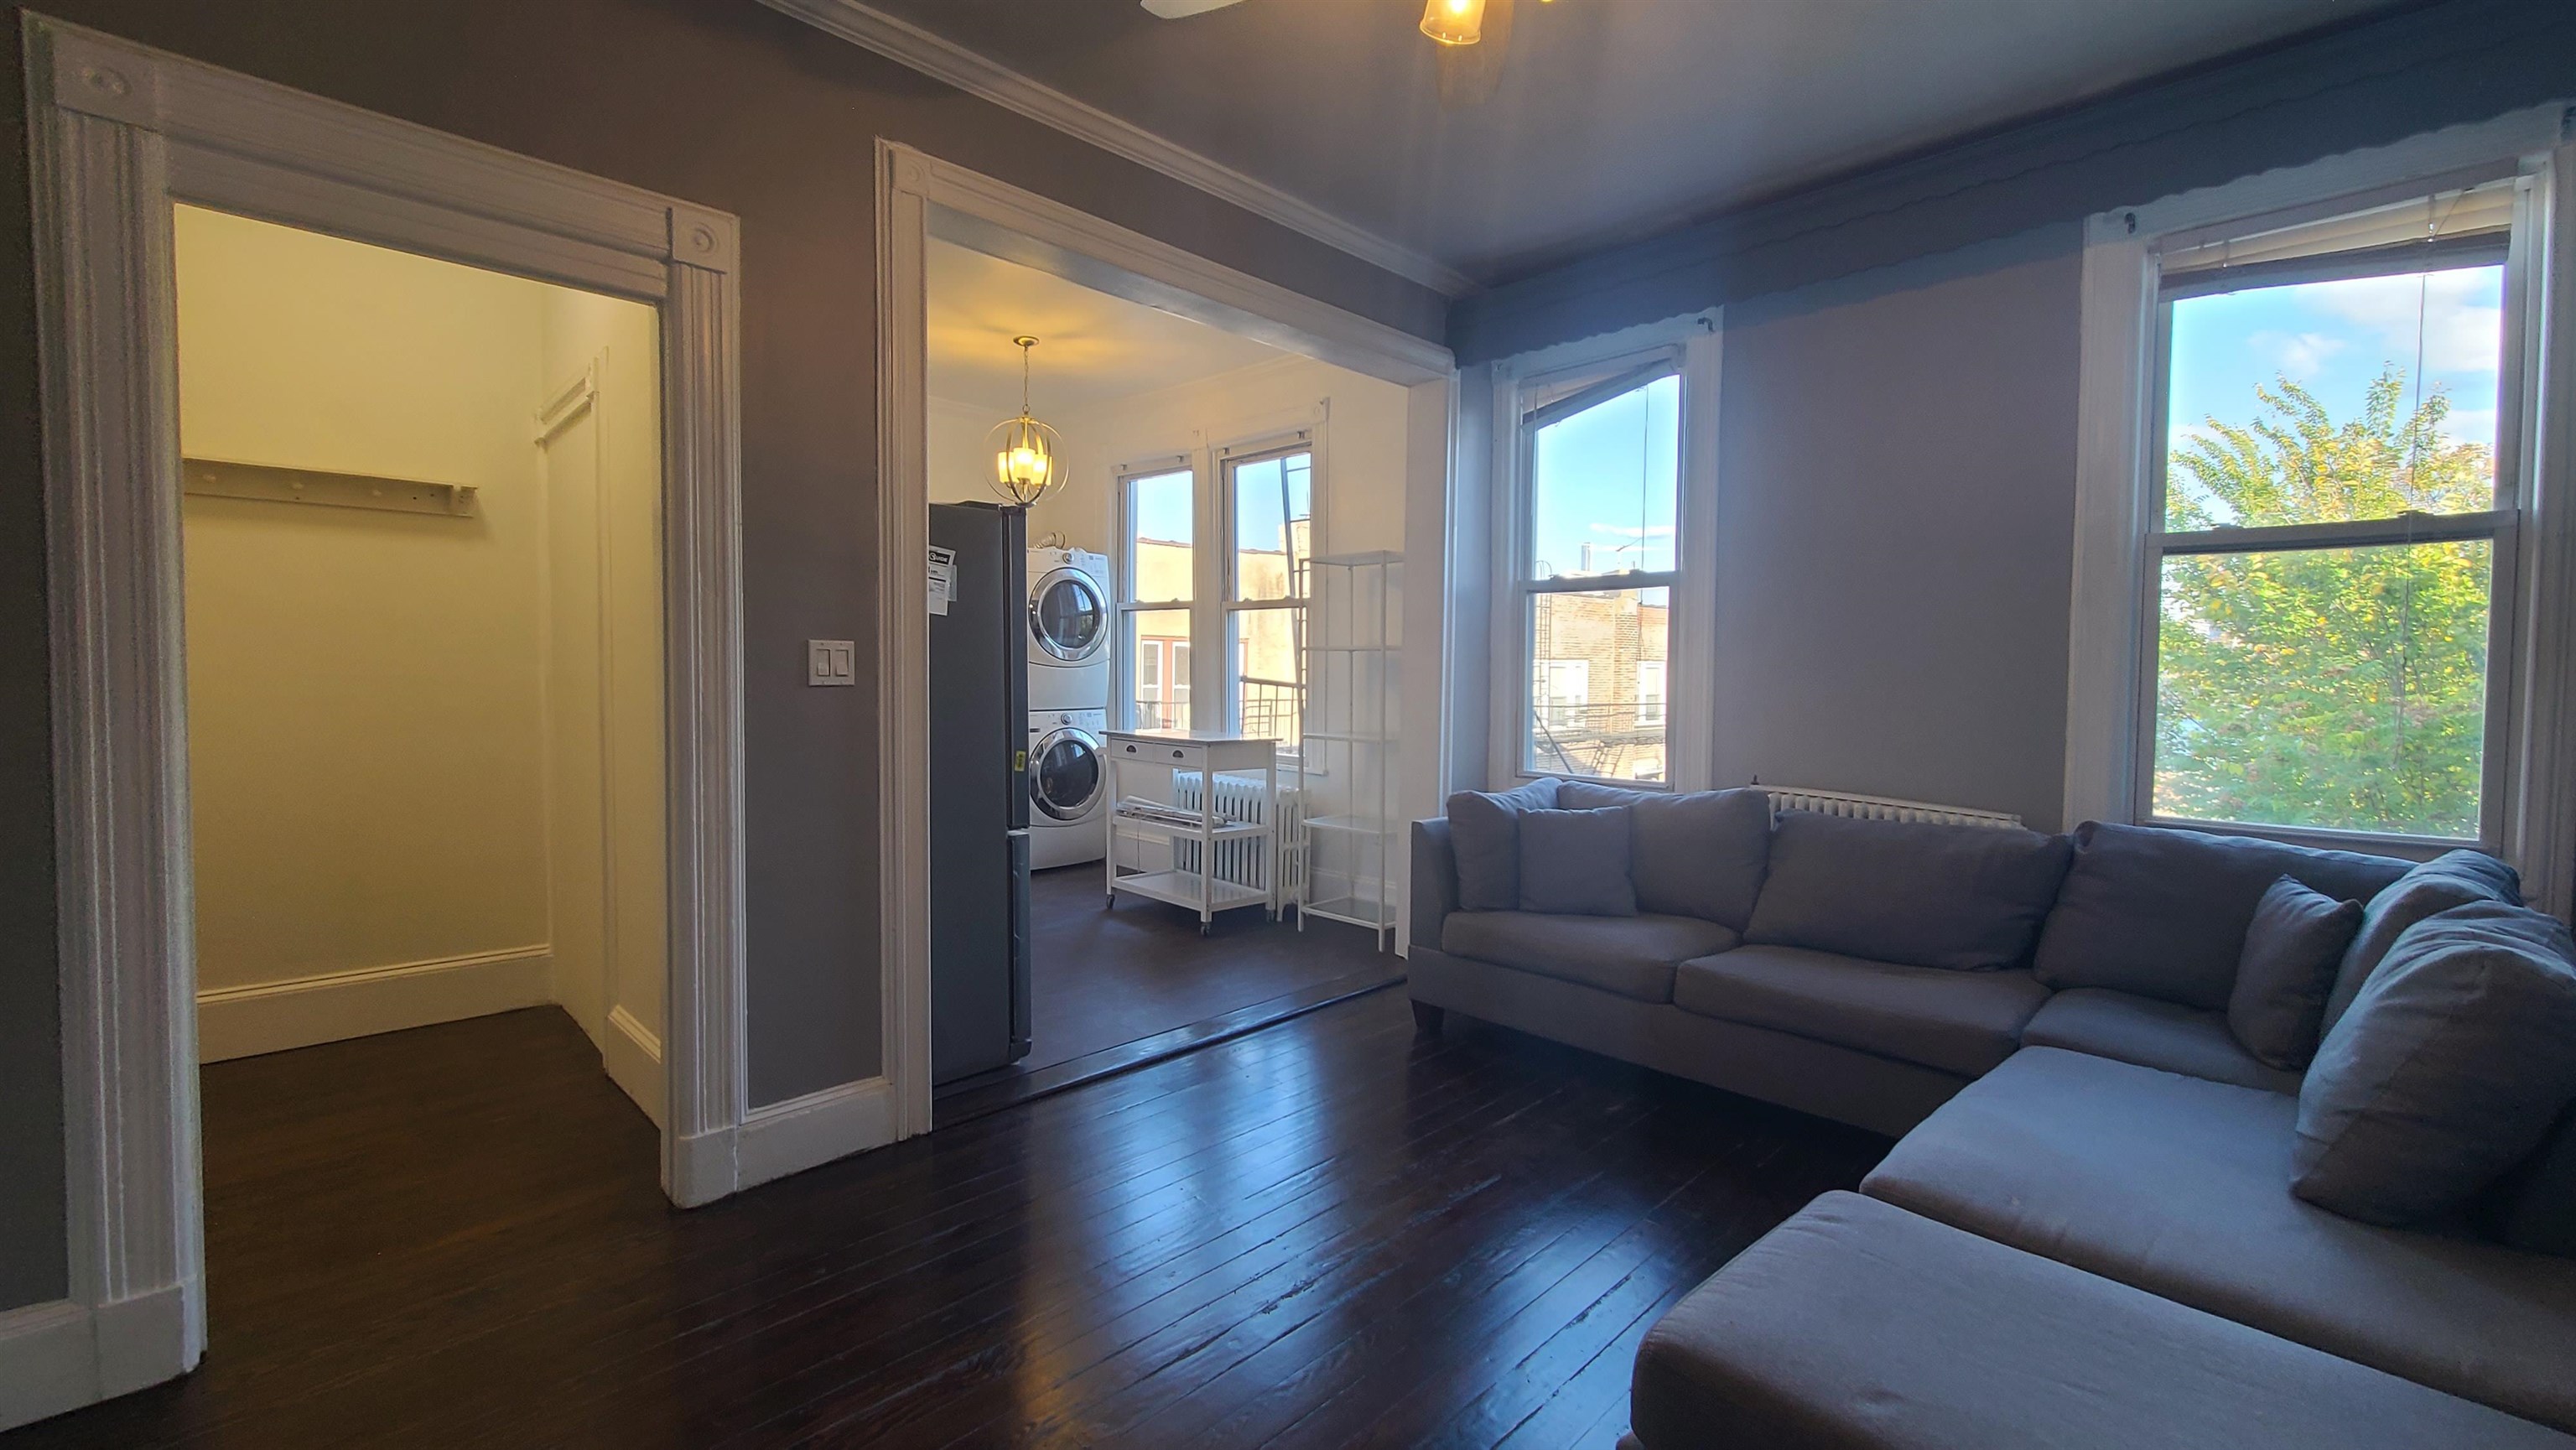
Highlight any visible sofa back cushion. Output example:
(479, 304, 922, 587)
(2033, 823, 2409, 1011)
(2292, 902, 2576, 1227)
(2480, 1104, 2576, 1259)
(2226, 876, 2366, 1071)
(1742, 812, 2073, 972)
(2322, 849, 2522, 1040)
(1516, 807, 1637, 916)
(1446, 777, 1561, 912)
(1557, 782, 1773, 928)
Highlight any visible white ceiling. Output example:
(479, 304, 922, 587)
(926, 238, 1287, 413)
(864, 0, 2406, 285)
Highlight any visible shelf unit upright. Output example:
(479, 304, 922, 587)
(1296, 551, 1400, 949)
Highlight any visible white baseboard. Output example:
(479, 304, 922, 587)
(667, 1125, 738, 1208)
(0, 1285, 197, 1433)
(602, 1005, 665, 1129)
(735, 1077, 896, 1192)
(196, 945, 553, 1062)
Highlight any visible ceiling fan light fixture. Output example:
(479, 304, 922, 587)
(1420, 0, 1486, 46)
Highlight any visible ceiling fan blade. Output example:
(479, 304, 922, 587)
(1141, 0, 1246, 16)
(1435, 0, 1514, 109)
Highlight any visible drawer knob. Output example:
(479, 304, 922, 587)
(1171, 749, 1187, 759)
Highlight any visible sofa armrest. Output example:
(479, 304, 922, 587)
(1411, 817, 1458, 953)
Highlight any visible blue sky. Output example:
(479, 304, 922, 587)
(1529, 374, 1680, 579)
(2165, 264, 2504, 488)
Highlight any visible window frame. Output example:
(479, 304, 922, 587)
(1500, 345, 1692, 788)
(2132, 223, 2525, 850)
(2064, 107, 2576, 920)
(1218, 435, 1317, 754)
(1113, 455, 1195, 732)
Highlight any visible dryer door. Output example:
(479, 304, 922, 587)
(1029, 727, 1104, 821)
(1029, 567, 1108, 663)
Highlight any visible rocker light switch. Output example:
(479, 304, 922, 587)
(807, 639, 855, 687)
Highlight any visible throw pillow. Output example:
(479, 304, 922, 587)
(2477, 1102, 2576, 1258)
(1516, 807, 1637, 917)
(2320, 849, 2521, 1040)
(2226, 876, 2364, 1070)
(1446, 777, 1561, 912)
(2292, 902, 2576, 1227)
(1555, 782, 1774, 928)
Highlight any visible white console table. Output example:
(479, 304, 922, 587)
(1104, 730, 1279, 934)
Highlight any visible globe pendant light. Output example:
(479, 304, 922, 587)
(989, 335, 1062, 506)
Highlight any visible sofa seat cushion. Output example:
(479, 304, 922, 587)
(1440, 911, 1737, 1003)
(1630, 1190, 2571, 1450)
(2034, 822, 2409, 1011)
(2020, 987, 2301, 1094)
(1672, 945, 2049, 1078)
(1861, 1047, 2576, 1432)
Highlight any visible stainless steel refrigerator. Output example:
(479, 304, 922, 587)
(930, 502, 1032, 1084)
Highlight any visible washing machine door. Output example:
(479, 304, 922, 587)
(1029, 726, 1104, 821)
(1029, 567, 1108, 663)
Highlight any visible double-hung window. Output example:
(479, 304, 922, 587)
(1223, 444, 1313, 752)
(1117, 465, 1195, 731)
(1514, 358, 1682, 785)
(2141, 177, 2528, 845)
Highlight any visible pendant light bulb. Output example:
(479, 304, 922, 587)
(1420, 0, 1485, 45)
(989, 335, 1062, 507)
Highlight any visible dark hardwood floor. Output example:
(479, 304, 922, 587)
(1021, 863, 1400, 1073)
(8, 992, 1888, 1449)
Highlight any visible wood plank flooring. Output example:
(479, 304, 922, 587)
(5, 991, 1889, 1449)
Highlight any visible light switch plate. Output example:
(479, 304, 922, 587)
(807, 639, 855, 687)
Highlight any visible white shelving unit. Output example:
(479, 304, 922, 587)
(1296, 551, 1400, 949)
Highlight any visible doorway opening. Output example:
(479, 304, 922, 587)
(176, 205, 671, 1133)
(922, 231, 1415, 1120)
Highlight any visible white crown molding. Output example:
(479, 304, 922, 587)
(755, 0, 1475, 299)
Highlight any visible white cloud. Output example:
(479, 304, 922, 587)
(2439, 406, 2498, 450)
(2309, 270, 2501, 376)
(2248, 330, 2345, 379)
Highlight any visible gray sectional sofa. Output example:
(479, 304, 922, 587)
(1406, 780, 2576, 1447)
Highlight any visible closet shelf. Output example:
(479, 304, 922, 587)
(183, 457, 480, 518)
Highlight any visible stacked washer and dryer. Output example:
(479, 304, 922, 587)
(1025, 545, 1113, 868)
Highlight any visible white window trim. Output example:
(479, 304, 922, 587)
(1487, 312, 1722, 792)
(1112, 450, 1197, 732)
(2066, 102, 2576, 918)
(1217, 430, 1320, 751)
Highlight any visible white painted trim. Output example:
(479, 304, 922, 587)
(195, 947, 555, 1063)
(0, 1302, 91, 1432)
(2064, 107, 2576, 917)
(602, 1006, 666, 1130)
(22, 13, 750, 1422)
(756, 0, 1473, 299)
(878, 141, 1454, 1138)
(735, 1078, 898, 1191)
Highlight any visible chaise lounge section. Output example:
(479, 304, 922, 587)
(1408, 782, 2576, 1445)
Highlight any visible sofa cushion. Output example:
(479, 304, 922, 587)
(1630, 1190, 2573, 1450)
(1557, 782, 1772, 928)
(1673, 944, 2049, 1078)
(1515, 807, 1635, 916)
(2229, 875, 2365, 1070)
(1861, 1047, 2576, 1432)
(2019, 987, 2300, 1094)
(2033, 822, 2408, 1011)
(2324, 848, 2523, 1039)
(2294, 903, 2576, 1226)
(1439, 910, 1735, 1004)
(1741, 813, 2072, 972)
(1446, 777, 1560, 912)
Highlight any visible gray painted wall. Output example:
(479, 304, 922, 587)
(0, 0, 1446, 1314)
(1709, 230, 2084, 829)
(1451, 0, 2576, 364)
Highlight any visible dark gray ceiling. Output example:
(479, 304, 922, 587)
(860, 0, 2409, 285)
